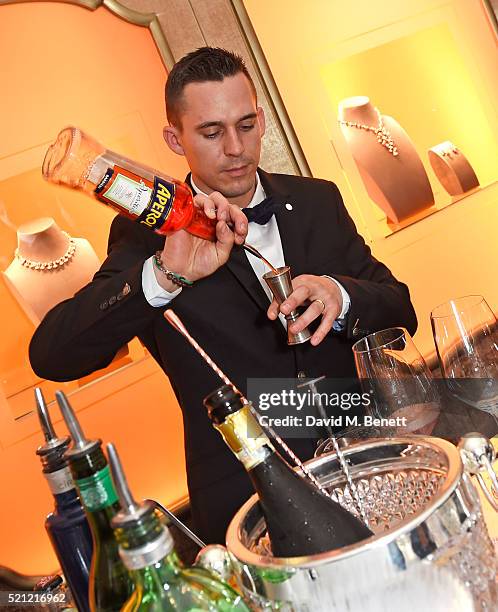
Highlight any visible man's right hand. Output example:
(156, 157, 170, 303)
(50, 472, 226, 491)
(153, 191, 248, 292)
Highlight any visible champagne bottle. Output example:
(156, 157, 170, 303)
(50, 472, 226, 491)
(203, 385, 373, 557)
(35, 388, 93, 612)
(42, 126, 216, 241)
(55, 391, 133, 611)
(107, 443, 251, 612)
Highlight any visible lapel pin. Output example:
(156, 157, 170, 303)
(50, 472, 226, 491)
(285, 203, 293, 211)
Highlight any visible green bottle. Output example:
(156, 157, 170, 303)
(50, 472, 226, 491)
(107, 443, 251, 612)
(56, 391, 133, 611)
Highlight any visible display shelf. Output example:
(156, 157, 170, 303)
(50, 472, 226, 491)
(0, 348, 155, 448)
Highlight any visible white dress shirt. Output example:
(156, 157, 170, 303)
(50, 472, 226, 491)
(141, 174, 350, 329)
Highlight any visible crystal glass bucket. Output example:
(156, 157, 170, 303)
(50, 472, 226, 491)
(225, 438, 497, 611)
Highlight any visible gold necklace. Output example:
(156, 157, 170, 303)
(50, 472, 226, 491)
(338, 108, 399, 156)
(15, 231, 77, 270)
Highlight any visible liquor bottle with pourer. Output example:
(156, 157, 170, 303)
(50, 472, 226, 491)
(56, 391, 133, 611)
(107, 442, 251, 611)
(42, 126, 216, 241)
(35, 388, 93, 612)
(203, 385, 373, 557)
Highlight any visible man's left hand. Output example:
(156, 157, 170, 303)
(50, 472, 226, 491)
(267, 275, 342, 346)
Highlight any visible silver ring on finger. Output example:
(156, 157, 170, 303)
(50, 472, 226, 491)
(314, 298, 326, 313)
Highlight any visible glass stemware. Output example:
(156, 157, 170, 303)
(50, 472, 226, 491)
(431, 295, 498, 421)
(351, 327, 440, 436)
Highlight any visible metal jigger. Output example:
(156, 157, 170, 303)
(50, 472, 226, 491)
(263, 266, 311, 345)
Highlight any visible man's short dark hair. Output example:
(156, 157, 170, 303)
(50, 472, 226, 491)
(165, 47, 257, 127)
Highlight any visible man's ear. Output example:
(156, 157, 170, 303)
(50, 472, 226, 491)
(163, 125, 185, 156)
(257, 106, 266, 138)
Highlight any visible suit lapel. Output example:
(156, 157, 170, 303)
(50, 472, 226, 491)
(187, 169, 307, 314)
(187, 169, 263, 313)
(225, 245, 270, 313)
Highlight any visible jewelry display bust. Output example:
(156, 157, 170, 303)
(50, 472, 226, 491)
(3, 217, 100, 323)
(338, 96, 434, 224)
(428, 141, 480, 196)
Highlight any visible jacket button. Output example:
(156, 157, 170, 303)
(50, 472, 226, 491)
(99, 300, 109, 310)
(109, 296, 117, 306)
(117, 283, 131, 300)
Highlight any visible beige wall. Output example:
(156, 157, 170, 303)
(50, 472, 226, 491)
(0, 2, 187, 574)
(0, 0, 303, 576)
(244, 0, 498, 359)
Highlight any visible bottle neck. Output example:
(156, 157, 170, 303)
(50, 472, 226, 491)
(119, 524, 175, 570)
(69, 448, 120, 516)
(43, 466, 81, 514)
(215, 403, 274, 471)
(85, 502, 122, 543)
(52, 488, 81, 512)
(74, 464, 118, 510)
(128, 549, 181, 590)
(69, 450, 121, 537)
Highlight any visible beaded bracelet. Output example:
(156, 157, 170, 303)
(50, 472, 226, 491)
(153, 251, 194, 288)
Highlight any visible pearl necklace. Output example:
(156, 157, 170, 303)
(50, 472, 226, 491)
(338, 108, 399, 156)
(15, 231, 77, 271)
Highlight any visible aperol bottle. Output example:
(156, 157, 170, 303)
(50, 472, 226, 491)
(42, 126, 216, 241)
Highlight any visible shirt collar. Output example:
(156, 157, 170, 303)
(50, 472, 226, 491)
(190, 172, 266, 209)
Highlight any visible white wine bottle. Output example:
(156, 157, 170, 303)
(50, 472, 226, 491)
(203, 385, 373, 557)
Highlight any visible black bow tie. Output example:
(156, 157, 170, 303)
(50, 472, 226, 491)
(184, 173, 287, 225)
(242, 194, 287, 225)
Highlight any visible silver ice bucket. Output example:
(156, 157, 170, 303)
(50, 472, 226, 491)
(225, 437, 497, 611)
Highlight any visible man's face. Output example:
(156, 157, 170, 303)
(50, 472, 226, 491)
(164, 73, 265, 207)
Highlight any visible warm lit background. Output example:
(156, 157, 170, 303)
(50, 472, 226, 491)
(244, 0, 498, 361)
(0, 2, 188, 574)
(1, 0, 497, 576)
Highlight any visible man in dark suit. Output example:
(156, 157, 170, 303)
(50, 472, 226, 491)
(29, 47, 417, 544)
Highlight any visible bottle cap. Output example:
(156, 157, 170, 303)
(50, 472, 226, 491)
(203, 384, 245, 424)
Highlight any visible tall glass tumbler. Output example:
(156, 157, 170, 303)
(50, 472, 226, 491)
(352, 327, 440, 435)
(431, 295, 498, 420)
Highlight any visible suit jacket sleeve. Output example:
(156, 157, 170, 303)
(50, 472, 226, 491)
(321, 182, 418, 339)
(29, 216, 163, 382)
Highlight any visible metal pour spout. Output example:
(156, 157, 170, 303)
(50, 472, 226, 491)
(55, 390, 98, 455)
(108, 442, 205, 548)
(107, 443, 141, 517)
(35, 388, 70, 468)
(35, 388, 57, 444)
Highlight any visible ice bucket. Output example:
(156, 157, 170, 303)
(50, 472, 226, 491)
(225, 437, 497, 611)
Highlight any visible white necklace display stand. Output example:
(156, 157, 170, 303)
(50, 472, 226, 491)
(3, 217, 101, 324)
(338, 96, 434, 224)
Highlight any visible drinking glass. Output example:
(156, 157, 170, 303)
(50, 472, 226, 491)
(351, 327, 440, 435)
(431, 295, 498, 420)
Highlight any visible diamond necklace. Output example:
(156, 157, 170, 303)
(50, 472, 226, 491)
(338, 107, 399, 156)
(15, 231, 76, 271)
